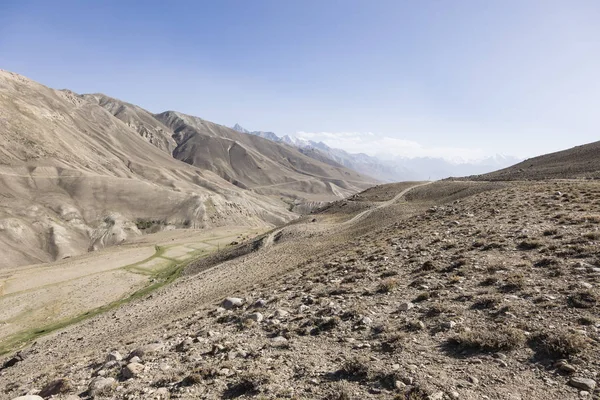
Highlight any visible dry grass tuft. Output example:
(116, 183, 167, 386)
(377, 278, 399, 293)
(529, 331, 589, 359)
(568, 291, 597, 309)
(446, 326, 525, 353)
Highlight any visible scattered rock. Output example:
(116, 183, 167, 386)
(88, 377, 116, 397)
(129, 356, 142, 364)
(272, 336, 289, 346)
(442, 321, 457, 330)
(106, 350, 122, 362)
(253, 299, 267, 308)
(11, 397, 44, 400)
(245, 312, 264, 323)
(429, 392, 444, 400)
(222, 297, 244, 310)
(3, 352, 26, 369)
(121, 362, 145, 379)
(128, 342, 163, 359)
(175, 338, 194, 352)
(274, 309, 290, 318)
(569, 377, 596, 391)
(399, 302, 414, 311)
(38, 378, 73, 397)
(555, 360, 577, 374)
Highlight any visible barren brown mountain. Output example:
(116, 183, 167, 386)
(0, 70, 374, 268)
(466, 140, 600, 181)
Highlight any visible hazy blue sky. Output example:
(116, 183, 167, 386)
(1, 0, 599, 160)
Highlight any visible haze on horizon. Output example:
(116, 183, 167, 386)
(1, 0, 598, 161)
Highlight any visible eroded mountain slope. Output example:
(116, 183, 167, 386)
(0, 70, 293, 268)
(469, 140, 600, 181)
(156, 111, 375, 201)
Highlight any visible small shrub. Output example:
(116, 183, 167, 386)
(380, 333, 406, 353)
(482, 242, 505, 251)
(500, 274, 525, 293)
(421, 260, 436, 271)
(528, 331, 588, 359)
(518, 239, 543, 250)
(339, 356, 370, 381)
(310, 316, 340, 335)
(568, 291, 597, 308)
(224, 371, 271, 398)
(583, 232, 600, 241)
(414, 292, 430, 302)
(471, 296, 499, 310)
(480, 276, 499, 286)
(424, 303, 451, 318)
(577, 315, 597, 326)
(534, 257, 558, 268)
(446, 326, 525, 353)
(380, 270, 399, 278)
(377, 278, 398, 293)
(180, 373, 203, 386)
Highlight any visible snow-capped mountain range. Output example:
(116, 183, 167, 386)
(232, 124, 522, 181)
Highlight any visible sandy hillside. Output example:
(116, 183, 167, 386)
(1, 179, 600, 399)
(465, 140, 600, 181)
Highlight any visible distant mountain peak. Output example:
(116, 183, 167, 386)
(232, 123, 249, 133)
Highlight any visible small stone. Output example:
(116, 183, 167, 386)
(106, 351, 122, 362)
(122, 362, 145, 379)
(402, 376, 414, 385)
(176, 338, 194, 352)
(11, 397, 44, 400)
(103, 360, 120, 370)
(395, 380, 406, 390)
(468, 376, 479, 385)
(245, 312, 264, 323)
(272, 336, 288, 346)
(129, 356, 142, 364)
(399, 302, 414, 311)
(39, 378, 73, 397)
(253, 299, 267, 308)
(129, 342, 163, 359)
(555, 360, 577, 373)
(212, 344, 226, 354)
(428, 392, 444, 400)
(443, 321, 457, 330)
(360, 316, 373, 325)
(222, 297, 244, 310)
(569, 377, 596, 391)
(274, 309, 290, 318)
(299, 305, 310, 313)
(88, 377, 116, 397)
(449, 391, 460, 399)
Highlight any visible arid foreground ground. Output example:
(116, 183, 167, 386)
(1, 180, 600, 400)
